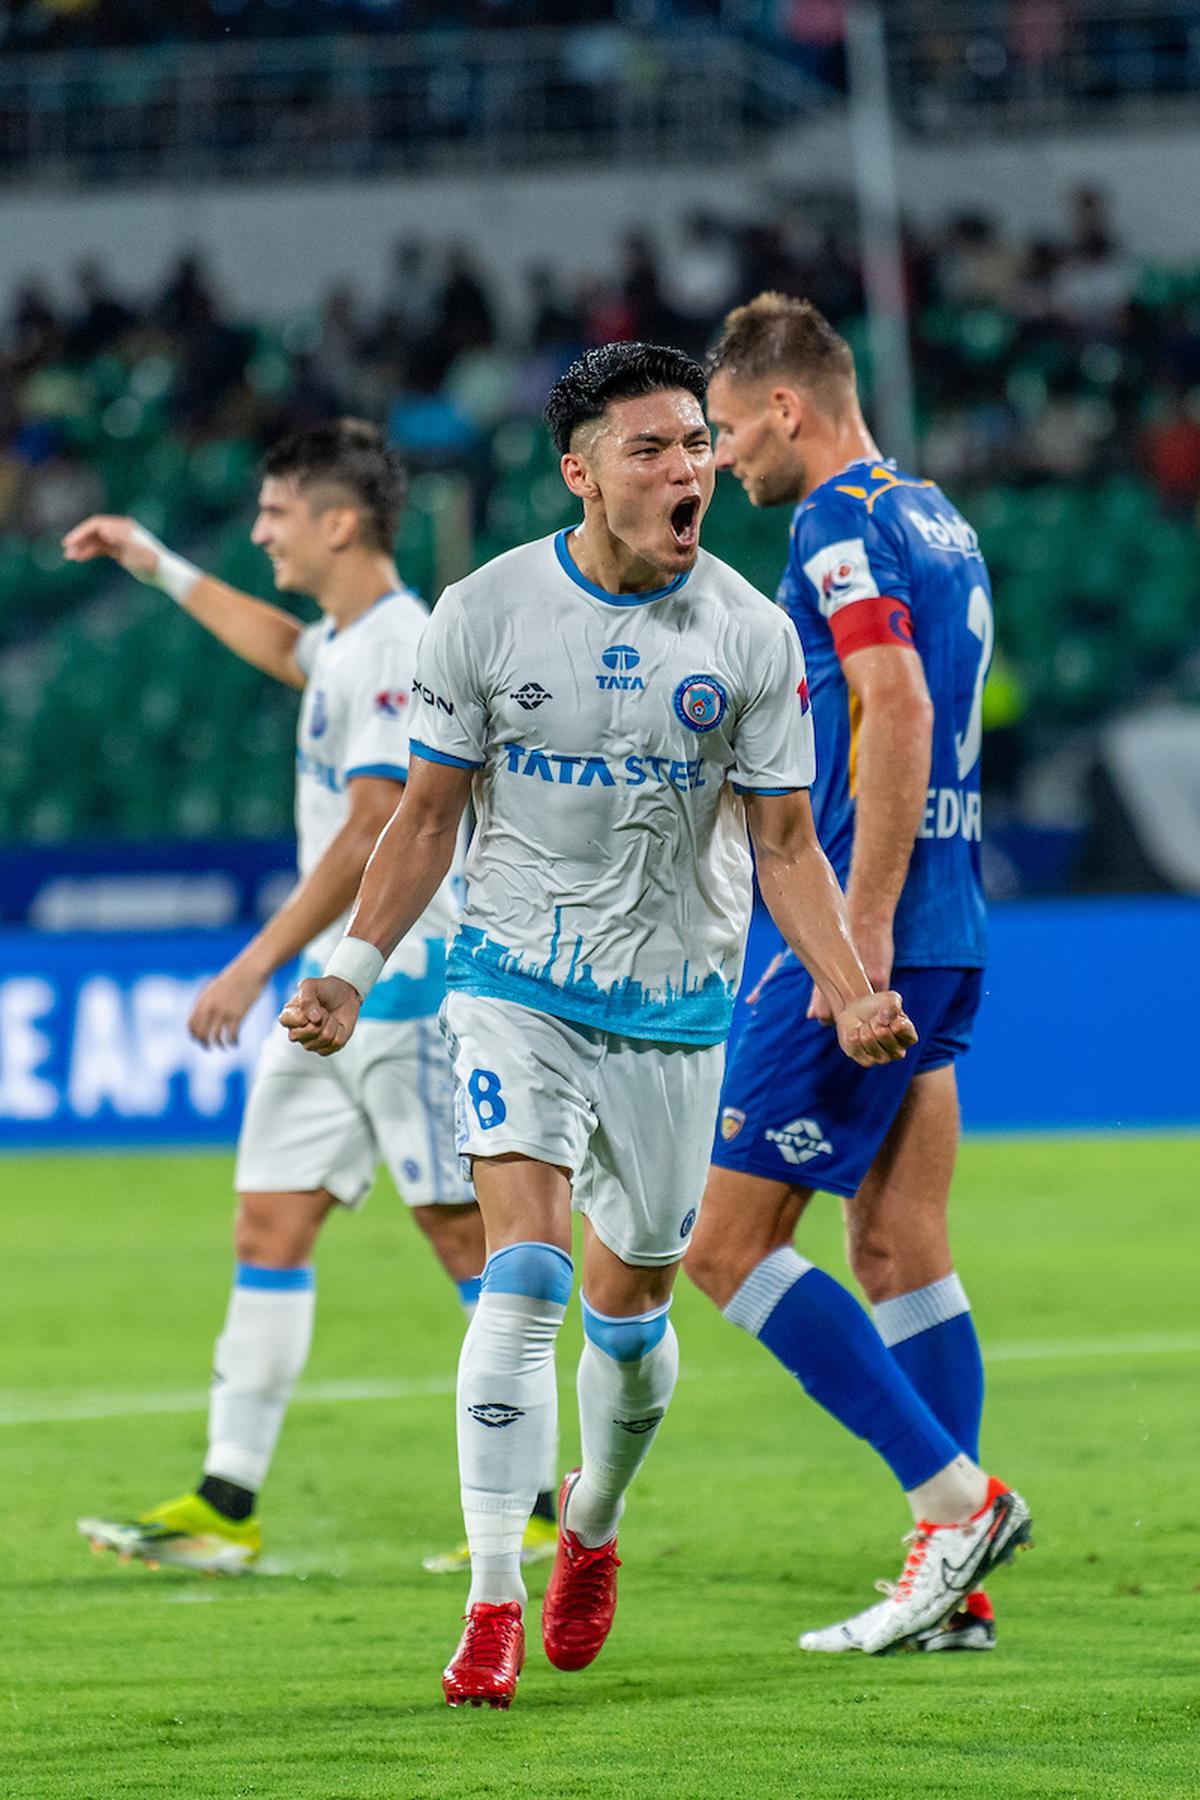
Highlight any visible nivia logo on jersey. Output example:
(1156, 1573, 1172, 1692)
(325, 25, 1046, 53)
(597, 643, 644, 691)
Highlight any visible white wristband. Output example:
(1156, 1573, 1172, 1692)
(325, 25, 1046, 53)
(129, 524, 202, 607)
(323, 936, 385, 1001)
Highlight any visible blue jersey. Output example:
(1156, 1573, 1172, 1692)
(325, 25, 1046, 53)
(779, 459, 992, 968)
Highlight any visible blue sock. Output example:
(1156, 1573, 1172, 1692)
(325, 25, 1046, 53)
(874, 1274, 984, 1464)
(725, 1248, 960, 1491)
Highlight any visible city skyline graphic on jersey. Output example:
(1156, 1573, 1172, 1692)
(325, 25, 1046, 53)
(448, 908, 735, 1039)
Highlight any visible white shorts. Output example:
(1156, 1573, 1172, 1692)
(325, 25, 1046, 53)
(235, 1016, 472, 1209)
(440, 992, 724, 1267)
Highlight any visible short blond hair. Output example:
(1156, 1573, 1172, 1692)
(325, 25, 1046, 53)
(707, 293, 856, 413)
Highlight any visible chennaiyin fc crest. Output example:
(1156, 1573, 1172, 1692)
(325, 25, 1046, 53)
(673, 673, 728, 733)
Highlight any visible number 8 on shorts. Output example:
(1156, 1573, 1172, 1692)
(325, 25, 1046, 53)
(468, 1068, 507, 1130)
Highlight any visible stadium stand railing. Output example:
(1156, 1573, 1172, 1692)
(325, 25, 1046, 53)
(0, 29, 830, 188)
(887, 1, 1200, 135)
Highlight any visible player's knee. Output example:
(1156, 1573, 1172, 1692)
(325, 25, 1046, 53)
(234, 1193, 318, 1268)
(682, 1223, 746, 1307)
(412, 1201, 484, 1272)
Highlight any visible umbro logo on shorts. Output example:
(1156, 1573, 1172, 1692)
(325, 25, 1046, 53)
(511, 682, 552, 710)
(765, 1117, 833, 1166)
(468, 1402, 526, 1429)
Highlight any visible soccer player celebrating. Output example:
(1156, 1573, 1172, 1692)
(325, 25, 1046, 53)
(686, 293, 1029, 1654)
(64, 420, 557, 1575)
(282, 344, 917, 1710)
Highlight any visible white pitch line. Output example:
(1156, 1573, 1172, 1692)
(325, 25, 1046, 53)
(2, 1330, 1197, 1429)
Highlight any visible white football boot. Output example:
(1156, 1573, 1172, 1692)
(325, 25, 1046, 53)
(860, 1478, 1031, 1655)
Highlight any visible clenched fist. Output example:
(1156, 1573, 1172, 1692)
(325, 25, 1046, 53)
(835, 991, 917, 1066)
(279, 976, 363, 1056)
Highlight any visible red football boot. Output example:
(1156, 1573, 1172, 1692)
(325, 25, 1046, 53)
(541, 1470, 621, 1672)
(442, 1601, 525, 1710)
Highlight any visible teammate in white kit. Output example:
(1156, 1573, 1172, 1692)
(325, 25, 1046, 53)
(283, 348, 916, 1709)
(62, 422, 564, 1575)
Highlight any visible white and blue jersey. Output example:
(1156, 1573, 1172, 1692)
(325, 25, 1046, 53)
(407, 529, 815, 1047)
(783, 460, 992, 967)
(293, 588, 459, 1020)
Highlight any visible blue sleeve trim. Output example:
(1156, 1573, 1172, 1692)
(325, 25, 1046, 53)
(235, 1263, 315, 1292)
(456, 1275, 483, 1309)
(345, 763, 407, 783)
(410, 740, 482, 771)
(732, 784, 803, 796)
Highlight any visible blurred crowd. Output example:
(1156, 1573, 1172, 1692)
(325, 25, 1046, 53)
(4, 186, 1200, 543)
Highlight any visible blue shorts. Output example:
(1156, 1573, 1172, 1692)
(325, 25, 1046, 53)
(713, 961, 984, 1198)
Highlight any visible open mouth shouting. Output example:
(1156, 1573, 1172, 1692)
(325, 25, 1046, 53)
(669, 494, 701, 554)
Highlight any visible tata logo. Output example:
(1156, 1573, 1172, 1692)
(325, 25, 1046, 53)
(765, 1117, 833, 1166)
(413, 680, 454, 715)
(598, 642, 644, 691)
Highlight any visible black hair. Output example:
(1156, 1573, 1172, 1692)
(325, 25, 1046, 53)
(261, 418, 407, 552)
(544, 341, 707, 454)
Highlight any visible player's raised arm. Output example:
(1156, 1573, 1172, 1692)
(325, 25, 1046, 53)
(280, 755, 473, 1055)
(61, 514, 307, 688)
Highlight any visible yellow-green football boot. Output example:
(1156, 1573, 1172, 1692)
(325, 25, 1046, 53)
(78, 1492, 261, 1575)
(422, 1506, 558, 1575)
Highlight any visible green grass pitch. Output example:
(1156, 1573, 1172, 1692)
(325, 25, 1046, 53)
(3, 1137, 1197, 1799)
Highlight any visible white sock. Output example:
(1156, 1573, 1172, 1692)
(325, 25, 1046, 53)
(569, 1316, 679, 1549)
(205, 1265, 315, 1493)
(906, 1453, 990, 1525)
(458, 1289, 565, 1608)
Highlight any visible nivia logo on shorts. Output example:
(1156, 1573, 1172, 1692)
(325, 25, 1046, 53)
(765, 1117, 833, 1166)
(597, 643, 644, 691)
(673, 674, 728, 733)
(468, 1402, 526, 1429)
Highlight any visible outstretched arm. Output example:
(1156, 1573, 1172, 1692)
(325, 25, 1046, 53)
(62, 514, 306, 688)
(745, 788, 917, 1067)
(280, 754, 473, 1055)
